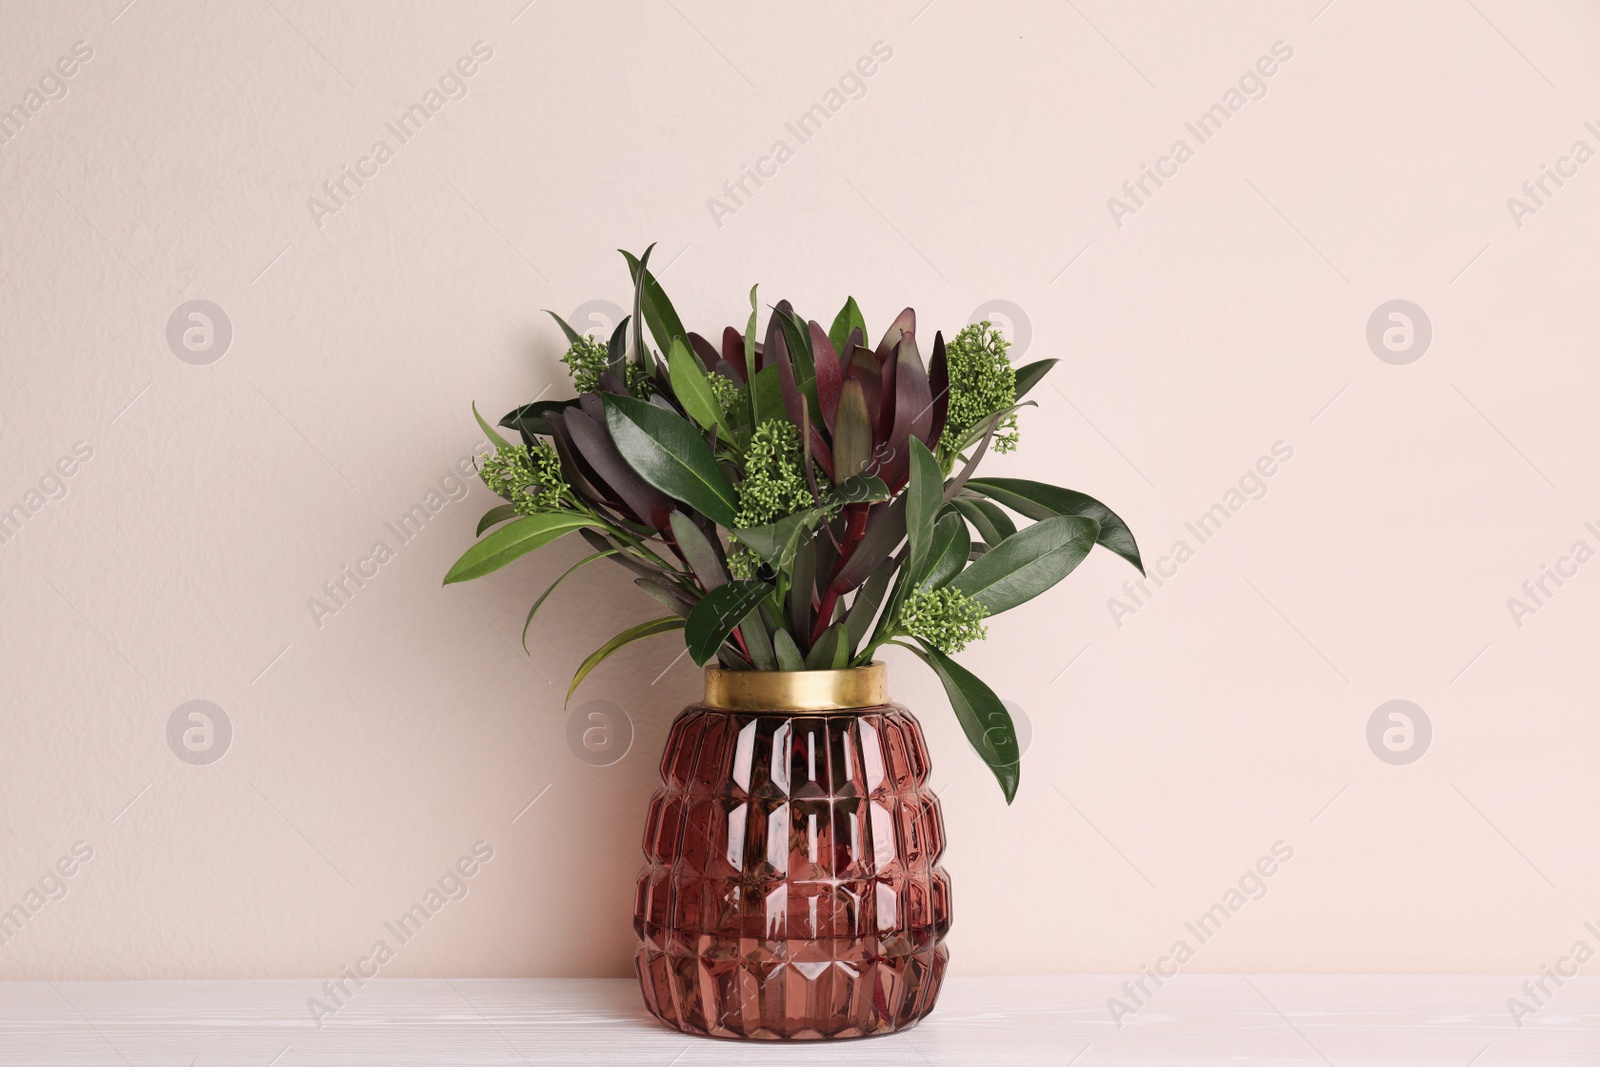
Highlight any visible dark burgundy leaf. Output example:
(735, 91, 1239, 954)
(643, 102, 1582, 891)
(896, 333, 934, 449)
(847, 343, 882, 433)
(767, 307, 805, 430)
(687, 331, 718, 372)
(832, 379, 872, 480)
(812, 525, 839, 588)
(847, 371, 882, 442)
(545, 411, 621, 510)
(832, 498, 908, 593)
(877, 336, 933, 491)
(582, 527, 673, 583)
(929, 330, 950, 445)
(565, 407, 675, 530)
(874, 307, 915, 363)
(805, 422, 834, 480)
(878, 347, 899, 442)
(720, 326, 748, 384)
(811, 320, 843, 434)
(500, 399, 577, 440)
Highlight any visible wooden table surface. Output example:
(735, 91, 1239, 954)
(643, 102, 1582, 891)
(3, 976, 1595, 1065)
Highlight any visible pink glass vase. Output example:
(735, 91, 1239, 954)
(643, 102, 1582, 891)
(633, 663, 951, 1039)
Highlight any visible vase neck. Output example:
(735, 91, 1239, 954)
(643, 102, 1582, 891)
(702, 662, 887, 711)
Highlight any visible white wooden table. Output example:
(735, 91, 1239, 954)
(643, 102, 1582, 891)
(2, 977, 1594, 1065)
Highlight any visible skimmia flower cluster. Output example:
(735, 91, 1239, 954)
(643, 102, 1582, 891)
(478, 439, 569, 516)
(733, 421, 813, 528)
(939, 321, 1019, 460)
(445, 246, 1143, 801)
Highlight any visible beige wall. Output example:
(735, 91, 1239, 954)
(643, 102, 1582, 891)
(2, 0, 1598, 985)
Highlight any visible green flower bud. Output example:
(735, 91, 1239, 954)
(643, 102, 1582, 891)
(725, 545, 762, 580)
(706, 371, 742, 415)
(897, 586, 989, 654)
(939, 320, 1019, 456)
(561, 333, 652, 399)
(560, 334, 611, 395)
(734, 419, 814, 529)
(479, 439, 569, 515)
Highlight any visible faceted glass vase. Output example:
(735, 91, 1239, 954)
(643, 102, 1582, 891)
(633, 663, 951, 1039)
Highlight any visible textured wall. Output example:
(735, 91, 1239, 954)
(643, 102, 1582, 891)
(2, 0, 1598, 998)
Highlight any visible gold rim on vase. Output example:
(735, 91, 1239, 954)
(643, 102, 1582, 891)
(701, 661, 887, 712)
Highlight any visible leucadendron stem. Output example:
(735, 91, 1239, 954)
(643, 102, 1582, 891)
(809, 503, 870, 648)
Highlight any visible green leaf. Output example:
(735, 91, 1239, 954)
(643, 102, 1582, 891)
(741, 605, 777, 670)
(950, 497, 1016, 546)
(476, 504, 517, 536)
(843, 566, 893, 654)
(473, 402, 513, 453)
(748, 364, 786, 430)
(622, 248, 688, 357)
(773, 629, 806, 670)
(965, 478, 1143, 574)
(607, 316, 630, 379)
(758, 600, 784, 638)
(970, 498, 1018, 541)
(949, 497, 1006, 547)
(775, 307, 817, 409)
(805, 623, 851, 669)
(544, 310, 585, 348)
(567, 616, 684, 704)
(733, 508, 818, 562)
(745, 285, 760, 427)
(829, 473, 890, 506)
(922, 511, 971, 589)
(828, 625, 850, 667)
(950, 515, 1099, 615)
(523, 550, 615, 651)
(906, 640, 1020, 803)
(603, 394, 738, 527)
(627, 243, 654, 372)
(743, 519, 815, 565)
(669, 338, 727, 440)
(827, 296, 867, 355)
(788, 535, 815, 637)
(731, 480, 884, 563)
(686, 580, 771, 666)
(443, 514, 593, 584)
(1013, 358, 1059, 400)
(668, 512, 727, 591)
(905, 438, 942, 583)
(635, 576, 696, 619)
(501, 399, 577, 438)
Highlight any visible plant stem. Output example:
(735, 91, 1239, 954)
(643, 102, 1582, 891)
(600, 520, 689, 579)
(862, 542, 911, 656)
(809, 502, 870, 648)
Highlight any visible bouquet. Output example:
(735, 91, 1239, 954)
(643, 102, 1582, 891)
(445, 246, 1143, 800)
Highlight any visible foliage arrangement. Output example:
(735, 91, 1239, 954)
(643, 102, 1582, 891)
(445, 246, 1142, 801)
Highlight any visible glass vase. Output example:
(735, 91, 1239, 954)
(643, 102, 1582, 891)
(633, 662, 951, 1039)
